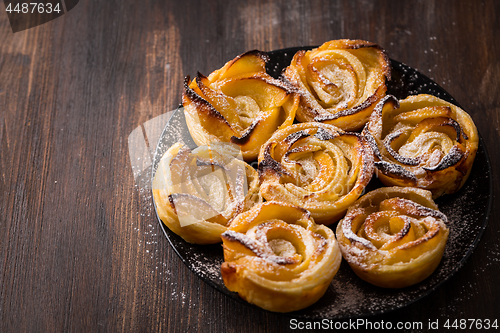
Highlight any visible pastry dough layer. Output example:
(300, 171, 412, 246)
(364, 94, 479, 198)
(183, 50, 299, 161)
(221, 201, 341, 312)
(258, 122, 374, 225)
(282, 39, 391, 131)
(152, 142, 261, 244)
(336, 186, 449, 288)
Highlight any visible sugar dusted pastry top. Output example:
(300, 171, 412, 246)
(258, 122, 374, 225)
(152, 142, 261, 244)
(182, 50, 299, 161)
(282, 39, 391, 131)
(363, 94, 479, 198)
(336, 186, 449, 288)
(220, 201, 342, 312)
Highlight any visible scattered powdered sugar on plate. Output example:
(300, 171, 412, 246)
(187, 251, 225, 282)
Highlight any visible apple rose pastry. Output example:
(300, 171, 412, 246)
(363, 94, 479, 198)
(258, 122, 374, 225)
(183, 50, 299, 161)
(336, 186, 449, 288)
(282, 39, 391, 131)
(220, 201, 342, 313)
(152, 142, 261, 244)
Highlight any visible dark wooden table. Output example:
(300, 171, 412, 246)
(1, 1, 499, 332)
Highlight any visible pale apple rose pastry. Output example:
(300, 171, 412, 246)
(152, 142, 261, 244)
(220, 201, 342, 313)
(363, 94, 479, 198)
(182, 50, 299, 161)
(258, 122, 374, 225)
(282, 39, 391, 131)
(336, 187, 449, 288)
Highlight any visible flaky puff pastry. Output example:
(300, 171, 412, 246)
(282, 39, 391, 131)
(220, 201, 341, 313)
(258, 122, 374, 225)
(336, 187, 449, 288)
(363, 94, 479, 198)
(152, 142, 261, 244)
(183, 50, 299, 161)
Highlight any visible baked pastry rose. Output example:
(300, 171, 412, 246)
(220, 201, 341, 313)
(183, 50, 299, 161)
(258, 122, 374, 225)
(363, 94, 479, 198)
(336, 187, 449, 288)
(282, 39, 391, 131)
(152, 142, 261, 244)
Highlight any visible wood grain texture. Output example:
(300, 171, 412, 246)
(1, 0, 499, 332)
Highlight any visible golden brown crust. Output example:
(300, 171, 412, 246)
(281, 39, 390, 131)
(152, 142, 261, 244)
(220, 201, 341, 312)
(363, 94, 479, 198)
(336, 187, 449, 288)
(258, 122, 374, 225)
(182, 51, 299, 161)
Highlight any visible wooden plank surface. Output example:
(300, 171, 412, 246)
(1, 0, 499, 332)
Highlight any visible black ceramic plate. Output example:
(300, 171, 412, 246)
(151, 47, 492, 319)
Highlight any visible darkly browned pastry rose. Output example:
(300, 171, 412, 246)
(282, 39, 391, 131)
(336, 186, 449, 288)
(183, 50, 299, 161)
(258, 122, 374, 225)
(363, 94, 479, 198)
